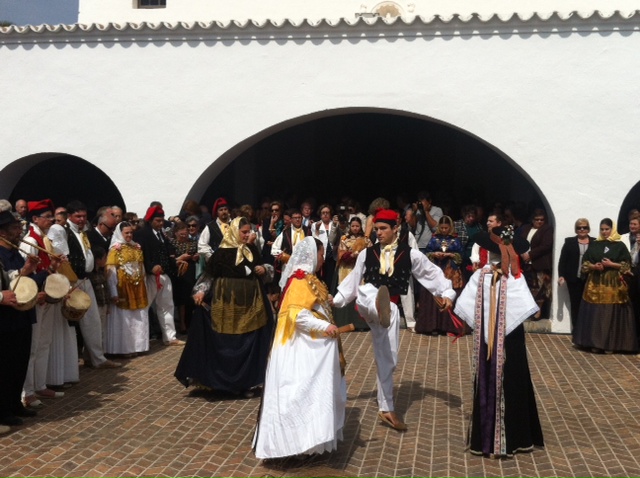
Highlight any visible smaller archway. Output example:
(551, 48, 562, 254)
(5, 153, 125, 219)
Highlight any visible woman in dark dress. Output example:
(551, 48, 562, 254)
(415, 216, 465, 335)
(454, 226, 544, 457)
(573, 218, 638, 353)
(175, 217, 274, 397)
(557, 218, 595, 329)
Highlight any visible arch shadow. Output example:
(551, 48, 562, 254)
(617, 180, 640, 234)
(187, 107, 553, 224)
(2, 153, 126, 217)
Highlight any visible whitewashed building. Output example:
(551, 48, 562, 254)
(1, 0, 640, 332)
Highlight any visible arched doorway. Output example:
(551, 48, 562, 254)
(195, 110, 550, 223)
(4, 153, 125, 219)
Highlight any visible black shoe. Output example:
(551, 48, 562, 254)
(13, 406, 37, 418)
(0, 415, 23, 426)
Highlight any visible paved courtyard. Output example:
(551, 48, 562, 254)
(2, 329, 640, 477)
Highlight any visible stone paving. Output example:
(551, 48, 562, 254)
(2, 330, 640, 477)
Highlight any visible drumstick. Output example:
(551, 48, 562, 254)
(324, 323, 355, 337)
(11, 274, 22, 292)
(67, 278, 88, 295)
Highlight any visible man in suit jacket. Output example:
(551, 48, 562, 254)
(135, 205, 185, 346)
(87, 208, 117, 252)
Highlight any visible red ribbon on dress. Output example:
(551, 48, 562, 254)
(446, 309, 466, 343)
(155, 270, 163, 290)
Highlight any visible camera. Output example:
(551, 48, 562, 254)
(337, 204, 348, 225)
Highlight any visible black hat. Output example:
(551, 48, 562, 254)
(0, 210, 20, 228)
(475, 227, 529, 255)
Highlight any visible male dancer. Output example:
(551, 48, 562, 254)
(333, 208, 455, 430)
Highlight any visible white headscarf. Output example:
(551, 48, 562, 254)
(109, 222, 135, 249)
(278, 236, 318, 290)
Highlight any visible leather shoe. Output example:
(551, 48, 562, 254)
(0, 415, 23, 426)
(378, 410, 407, 431)
(13, 406, 37, 418)
(0, 424, 10, 435)
(35, 388, 64, 399)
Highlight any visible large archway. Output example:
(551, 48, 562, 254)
(5, 153, 125, 219)
(195, 110, 550, 222)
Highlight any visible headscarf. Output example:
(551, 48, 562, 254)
(109, 222, 136, 249)
(219, 216, 253, 266)
(597, 220, 622, 242)
(279, 236, 318, 290)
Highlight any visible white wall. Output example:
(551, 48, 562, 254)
(1, 16, 639, 331)
(77, 0, 640, 25)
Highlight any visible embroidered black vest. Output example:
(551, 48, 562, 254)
(65, 224, 88, 279)
(207, 220, 225, 250)
(363, 242, 412, 296)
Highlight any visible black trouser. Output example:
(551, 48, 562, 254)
(566, 279, 586, 329)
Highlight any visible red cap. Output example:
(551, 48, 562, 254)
(213, 197, 228, 215)
(373, 208, 397, 226)
(28, 199, 54, 216)
(144, 205, 165, 222)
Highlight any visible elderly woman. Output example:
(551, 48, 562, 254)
(175, 217, 274, 397)
(334, 217, 371, 330)
(415, 215, 465, 335)
(557, 218, 595, 328)
(573, 219, 638, 353)
(105, 221, 149, 357)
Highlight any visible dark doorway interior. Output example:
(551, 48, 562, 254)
(9, 155, 125, 219)
(618, 181, 640, 234)
(201, 113, 545, 218)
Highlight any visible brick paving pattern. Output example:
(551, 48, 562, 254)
(2, 331, 640, 477)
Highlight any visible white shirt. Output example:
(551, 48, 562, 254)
(197, 218, 229, 261)
(48, 221, 94, 273)
(271, 227, 305, 257)
(333, 247, 456, 308)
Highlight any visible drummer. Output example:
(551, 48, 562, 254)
(21, 199, 69, 408)
(0, 208, 44, 428)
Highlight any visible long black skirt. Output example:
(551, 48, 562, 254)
(573, 300, 638, 352)
(469, 325, 544, 457)
(174, 306, 274, 394)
